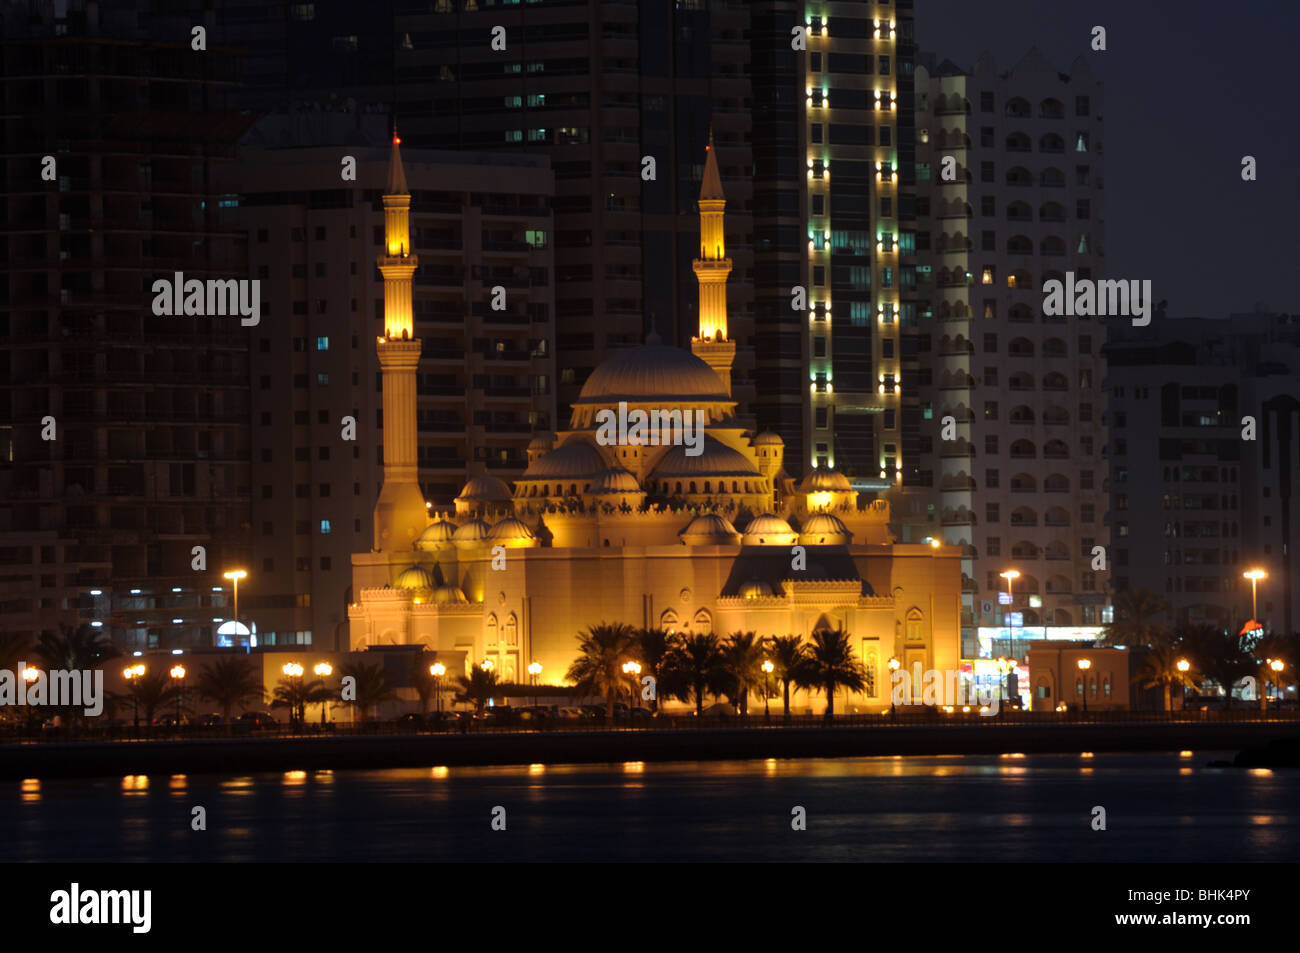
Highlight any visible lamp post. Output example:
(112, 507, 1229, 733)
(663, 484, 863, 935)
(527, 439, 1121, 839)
(1267, 659, 1284, 712)
(762, 659, 774, 723)
(1077, 658, 1092, 714)
(528, 661, 542, 707)
(430, 662, 446, 717)
(282, 661, 304, 726)
(996, 656, 1013, 713)
(1176, 657, 1191, 711)
(999, 570, 1021, 658)
(314, 662, 332, 725)
(888, 657, 901, 718)
(169, 664, 186, 726)
(22, 666, 40, 734)
(1243, 569, 1266, 627)
(123, 664, 145, 729)
(223, 569, 247, 648)
(622, 660, 641, 715)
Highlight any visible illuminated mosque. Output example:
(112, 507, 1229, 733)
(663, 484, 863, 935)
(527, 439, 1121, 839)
(349, 134, 961, 711)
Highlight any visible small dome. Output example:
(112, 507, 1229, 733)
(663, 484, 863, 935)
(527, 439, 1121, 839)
(488, 517, 535, 541)
(394, 565, 434, 590)
(432, 584, 469, 605)
(527, 433, 555, 451)
(520, 440, 608, 481)
(679, 513, 742, 545)
(752, 431, 784, 447)
(593, 467, 642, 494)
(452, 519, 491, 542)
(798, 468, 853, 493)
(456, 474, 512, 502)
(651, 436, 761, 480)
(799, 513, 853, 545)
(742, 514, 798, 546)
(576, 344, 732, 404)
(739, 579, 775, 599)
(416, 519, 457, 550)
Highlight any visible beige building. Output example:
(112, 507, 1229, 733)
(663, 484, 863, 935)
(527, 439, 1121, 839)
(348, 138, 961, 713)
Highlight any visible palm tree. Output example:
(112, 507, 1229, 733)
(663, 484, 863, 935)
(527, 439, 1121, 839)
(798, 626, 866, 723)
(1250, 632, 1298, 710)
(118, 668, 182, 726)
(633, 628, 673, 714)
(455, 665, 500, 713)
(36, 623, 120, 670)
(565, 622, 638, 718)
(270, 677, 332, 725)
(196, 656, 265, 723)
(1135, 643, 1194, 711)
(1101, 588, 1172, 648)
(664, 632, 728, 718)
(766, 634, 808, 721)
(0, 630, 33, 673)
(338, 660, 397, 723)
(720, 631, 765, 716)
(1183, 624, 1253, 709)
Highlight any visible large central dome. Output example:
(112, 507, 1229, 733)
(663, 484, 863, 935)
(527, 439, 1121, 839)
(575, 344, 731, 405)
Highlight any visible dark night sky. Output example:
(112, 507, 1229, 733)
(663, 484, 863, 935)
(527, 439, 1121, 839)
(918, 0, 1299, 318)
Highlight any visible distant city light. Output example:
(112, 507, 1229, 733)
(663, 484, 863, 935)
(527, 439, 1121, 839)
(132, 651, 143, 657)
(89, 589, 102, 596)
(171, 587, 182, 593)
(130, 589, 141, 594)
(90, 621, 103, 628)
(171, 649, 184, 655)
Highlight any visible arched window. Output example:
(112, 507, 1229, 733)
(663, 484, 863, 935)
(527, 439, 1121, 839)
(486, 613, 498, 644)
(504, 613, 518, 645)
(693, 608, 712, 631)
(905, 609, 924, 642)
(660, 609, 679, 633)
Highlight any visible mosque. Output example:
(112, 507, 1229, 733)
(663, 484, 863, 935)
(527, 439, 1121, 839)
(348, 134, 961, 712)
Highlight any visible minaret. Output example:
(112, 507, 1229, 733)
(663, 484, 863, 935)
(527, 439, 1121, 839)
(691, 129, 736, 396)
(372, 132, 427, 552)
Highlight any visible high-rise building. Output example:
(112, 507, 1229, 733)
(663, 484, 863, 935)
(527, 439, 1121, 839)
(0, 7, 252, 649)
(221, 131, 556, 650)
(1105, 312, 1300, 635)
(907, 50, 1107, 655)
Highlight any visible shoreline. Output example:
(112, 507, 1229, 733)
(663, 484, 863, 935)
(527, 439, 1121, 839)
(5, 723, 1298, 780)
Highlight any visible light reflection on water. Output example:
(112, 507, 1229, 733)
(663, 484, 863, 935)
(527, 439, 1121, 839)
(1, 752, 1296, 862)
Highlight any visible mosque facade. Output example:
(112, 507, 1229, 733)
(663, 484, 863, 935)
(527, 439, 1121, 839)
(349, 134, 961, 712)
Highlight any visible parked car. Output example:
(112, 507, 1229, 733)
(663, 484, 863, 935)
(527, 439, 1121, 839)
(152, 714, 192, 728)
(393, 712, 426, 730)
(555, 706, 586, 721)
(235, 711, 277, 730)
(195, 713, 224, 727)
(629, 707, 653, 720)
(580, 705, 606, 720)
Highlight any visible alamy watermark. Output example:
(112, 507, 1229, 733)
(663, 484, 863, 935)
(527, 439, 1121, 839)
(1042, 271, 1152, 326)
(0, 664, 104, 717)
(594, 402, 705, 457)
(151, 272, 261, 326)
(891, 664, 999, 716)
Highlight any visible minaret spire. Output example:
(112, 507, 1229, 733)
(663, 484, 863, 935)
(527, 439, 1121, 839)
(691, 127, 735, 396)
(372, 131, 427, 553)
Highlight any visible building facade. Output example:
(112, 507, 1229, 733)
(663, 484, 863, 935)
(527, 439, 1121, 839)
(907, 50, 1108, 656)
(1106, 312, 1300, 634)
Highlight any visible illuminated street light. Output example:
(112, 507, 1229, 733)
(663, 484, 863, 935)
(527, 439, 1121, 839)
(888, 657, 901, 718)
(528, 661, 542, 707)
(999, 570, 1021, 654)
(762, 659, 775, 722)
(429, 661, 447, 717)
(1077, 658, 1092, 714)
(169, 665, 186, 725)
(123, 664, 145, 728)
(1243, 569, 1266, 624)
(314, 662, 333, 725)
(1177, 657, 1192, 709)
(223, 569, 248, 648)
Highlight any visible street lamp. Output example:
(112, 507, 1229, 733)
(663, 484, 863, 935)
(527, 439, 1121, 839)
(430, 662, 446, 716)
(622, 660, 642, 714)
(1267, 658, 1284, 712)
(223, 569, 248, 648)
(1176, 658, 1191, 710)
(527, 661, 542, 707)
(169, 664, 186, 726)
(996, 656, 1014, 713)
(888, 657, 901, 718)
(1076, 658, 1092, 714)
(999, 570, 1021, 657)
(1243, 569, 1266, 625)
(123, 663, 145, 728)
(282, 661, 304, 726)
(315, 662, 332, 725)
(761, 659, 775, 723)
